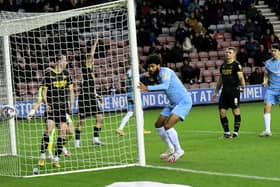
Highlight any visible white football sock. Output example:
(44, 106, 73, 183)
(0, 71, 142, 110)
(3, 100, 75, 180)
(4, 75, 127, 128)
(264, 113, 271, 133)
(156, 127, 174, 150)
(166, 128, 182, 152)
(118, 111, 133, 130)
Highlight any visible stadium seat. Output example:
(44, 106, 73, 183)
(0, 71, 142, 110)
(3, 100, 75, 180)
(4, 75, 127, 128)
(209, 82, 217, 88)
(208, 51, 218, 60)
(199, 83, 209, 89)
(16, 82, 28, 96)
(169, 27, 177, 36)
(198, 52, 209, 61)
(161, 27, 170, 35)
(223, 15, 230, 23)
(229, 15, 238, 22)
(28, 82, 39, 95)
(217, 24, 226, 32)
(215, 60, 224, 68)
(223, 33, 232, 41)
(189, 84, 200, 89)
(195, 61, 205, 69)
(157, 36, 167, 45)
(166, 36, 176, 45)
(176, 62, 184, 69)
(247, 58, 255, 66)
(189, 52, 199, 61)
(205, 60, 216, 69)
(202, 70, 213, 83)
(220, 41, 231, 49)
(217, 51, 225, 59)
(143, 46, 150, 54)
(230, 41, 240, 47)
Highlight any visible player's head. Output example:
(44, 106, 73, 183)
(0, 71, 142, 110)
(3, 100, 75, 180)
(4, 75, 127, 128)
(225, 47, 237, 62)
(271, 43, 280, 60)
(146, 54, 161, 76)
(55, 53, 68, 69)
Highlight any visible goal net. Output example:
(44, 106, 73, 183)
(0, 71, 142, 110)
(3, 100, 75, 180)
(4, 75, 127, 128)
(0, 0, 145, 177)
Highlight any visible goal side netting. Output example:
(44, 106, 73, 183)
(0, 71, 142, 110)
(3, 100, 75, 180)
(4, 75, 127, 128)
(0, 0, 145, 177)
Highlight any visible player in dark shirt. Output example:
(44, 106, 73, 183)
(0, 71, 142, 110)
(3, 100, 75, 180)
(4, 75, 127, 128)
(212, 47, 246, 138)
(38, 54, 74, 167)
(75, 33, 104, 147)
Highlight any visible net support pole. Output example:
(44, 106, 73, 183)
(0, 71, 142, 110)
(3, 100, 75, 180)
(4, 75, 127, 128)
(127, 0, 146, 166)
(2, 35, 17, 156)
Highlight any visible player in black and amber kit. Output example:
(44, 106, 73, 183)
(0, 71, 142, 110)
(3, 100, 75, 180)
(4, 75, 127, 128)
(75, 33, 104, 148)
(38, 54, 74, 168)
(212, 47, 246, 138)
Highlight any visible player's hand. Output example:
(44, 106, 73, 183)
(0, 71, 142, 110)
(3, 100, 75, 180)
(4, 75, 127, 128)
(240, 87, 246, 92)
(262, 82, 267, 87)
(211, 93, 217, 102)
(46, 104, 51, 112)
(138, 82, 148, 92)
(95, 93, 103, 104)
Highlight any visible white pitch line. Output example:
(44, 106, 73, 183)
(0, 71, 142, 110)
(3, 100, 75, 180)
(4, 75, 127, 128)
(146, 165, 280, 182)
(184, 130, 280, 135)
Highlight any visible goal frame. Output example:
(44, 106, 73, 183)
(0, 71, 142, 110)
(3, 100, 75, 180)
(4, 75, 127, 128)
(0, 0, 145, 177)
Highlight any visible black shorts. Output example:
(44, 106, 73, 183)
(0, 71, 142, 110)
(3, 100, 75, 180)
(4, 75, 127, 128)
(78, 92, 100, 119)
(47, 104, 67, 124)
(219, 88, 240, 109)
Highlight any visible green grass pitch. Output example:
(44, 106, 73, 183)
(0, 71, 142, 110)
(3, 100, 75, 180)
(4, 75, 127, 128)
(1, 102, 280, 187)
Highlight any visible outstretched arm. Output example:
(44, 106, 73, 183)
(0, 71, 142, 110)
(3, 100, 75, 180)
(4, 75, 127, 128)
(86, 32, 99, 68)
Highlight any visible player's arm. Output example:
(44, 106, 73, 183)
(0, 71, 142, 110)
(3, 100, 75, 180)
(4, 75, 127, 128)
(69, 84, 74, 113)
(146, 71, 171, 91)
(28, 86, 43, 120)
(237, 71, 246, 92)
(86, 32, 99, 68)
(212, 75, 222, 102)
(262, 71, 269, 87)
(42, 86, 50, 112)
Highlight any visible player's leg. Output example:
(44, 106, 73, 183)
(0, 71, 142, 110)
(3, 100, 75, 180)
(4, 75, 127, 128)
(62, 113, 74, 156)
(260, 90, 274, 137)
(232, 107, 241, 138)
(47, 128, 56, 159)
(75, 116, 85, 148)
(93, 113, 104, 145)
(155, 110, 175, 159)
(230, 90, 241, 138)
(38, 119, 55, 166)
(116, 110, 133, 136)
(219, 108, 231, 138)
(165, 98, 192, 163)
(260, 102, 272, 136)
(219, 93, 231, 138)
(53, 122, 67, 168)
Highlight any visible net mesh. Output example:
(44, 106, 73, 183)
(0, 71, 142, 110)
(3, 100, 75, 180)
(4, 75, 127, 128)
(0, 0, 139, 176)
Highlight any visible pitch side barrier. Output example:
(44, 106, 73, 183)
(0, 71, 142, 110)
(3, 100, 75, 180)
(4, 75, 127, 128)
(15, 85, 265, 118)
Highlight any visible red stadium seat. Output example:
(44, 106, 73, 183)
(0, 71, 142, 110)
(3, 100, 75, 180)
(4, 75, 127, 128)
(198, 52, 209, 61)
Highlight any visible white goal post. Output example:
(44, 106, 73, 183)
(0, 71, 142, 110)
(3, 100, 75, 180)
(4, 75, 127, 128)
(0, 0, 145, 177)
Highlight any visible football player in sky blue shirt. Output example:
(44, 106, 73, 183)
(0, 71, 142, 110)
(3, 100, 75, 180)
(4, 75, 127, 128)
(259, 43, 280, 137)
(138, 55, 192, 163)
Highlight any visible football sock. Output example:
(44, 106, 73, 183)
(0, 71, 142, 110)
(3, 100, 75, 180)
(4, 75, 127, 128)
(75, 129, 81, 140)
(55, 137, 64, 157)
(156, 127, 174, 150)
(220, 117, 230, 132)
(234, 115, 241, 133)
(40, 133, 49, 154)
(264, 113, 271, 133)
(118, 111, 133, 130)
(47, 128, 56, 153)
(166, 128, 182, 152)
(94, 127, 101, 138)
